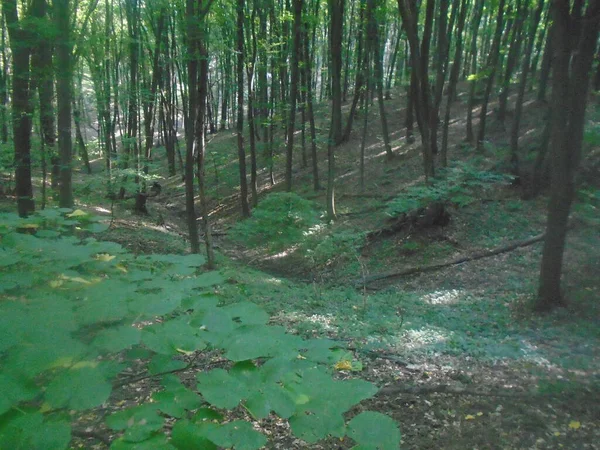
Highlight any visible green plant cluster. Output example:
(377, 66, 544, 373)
(305, 229, 366, 269)
(387, 162, 513, 215)
(230, 192, 321, 251)
(0, 209, 400, 449)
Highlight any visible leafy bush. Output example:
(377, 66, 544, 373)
(0, 209, 399, 449)
(306, 229, 366, 269)
(387, 161, 513, 215)
(230, 192, 320, 251)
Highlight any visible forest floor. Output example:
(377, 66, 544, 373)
(4, 85, 600, 449)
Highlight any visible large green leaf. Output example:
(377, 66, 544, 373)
(152, 377, 203, 418)
(220, 325, 303, 361)
(110, 435, 176, 450)
(106, 405, 164, 443)
(0, 412, 71, 450)
(196, 369, 248, 409)
(0, 375, 39, 415)
(45, 367, 112, 411)
(148, 354, 187, 375)
(142, 317, 205, 355)
(289, 406, 346, 443)
(171, 420, 218, 450)
(205, 421, 267, 450)
(347, 411, 401, 450)
(222, 302, 269, 325)
(92, 325, 141, 353)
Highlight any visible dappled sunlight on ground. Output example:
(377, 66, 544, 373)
(420, 289, 466, 305)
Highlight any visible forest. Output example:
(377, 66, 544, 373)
(0, 0, 599, 448)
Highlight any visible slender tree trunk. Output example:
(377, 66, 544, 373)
(537, 0, 600, 311)
(236, 0, 250, 217)
(285, 0, 302, 191)
(441, 0, 468, 167)
(327, 0, 345, 219)
(397, 0, 434, 181)
(329, 0, 345, 146)
(476, 0, 506, 152)
(368, 0, 393, 159)
(510, 0, 545, 177)
(303, 3, 320, 191)
(465, 0, 485, 143)
(497, 0, 526, 125)
(196, 37, 215, 268)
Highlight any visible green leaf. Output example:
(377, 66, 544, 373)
(171, 421, 218, 450)
(205, 421, 267, 450)
(245, 383, 296, 419)
(197, 369, 248, 409)
(45, 367, 112, 411)
(223, 302, 270, 325)
(148, 354, 187, 375)
(142, 317, 205, 355)
(92, 325, 141, 353)
(0, 374, 38, 415)
(152, 384, 202, 418)
(110, 435, 176, 450)
(0, 412, 71, 450)
(289, 407, 346, 443)
(106, 405, 164, 443)
(221, 325, 303, 361)
(347, 411, 401, 450)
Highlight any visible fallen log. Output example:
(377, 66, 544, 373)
(358, 232, 547, 286)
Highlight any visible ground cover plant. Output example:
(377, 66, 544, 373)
(0, 209, 400, 449)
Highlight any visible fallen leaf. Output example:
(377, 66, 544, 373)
(465, 415, 475, 420)
(569, 421, 581, 430)
(334, 360, 353, 371)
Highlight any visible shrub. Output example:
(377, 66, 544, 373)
(0, 209, 400, 449)
(230, 192, 320, 251)
(387, 161, 514, 215)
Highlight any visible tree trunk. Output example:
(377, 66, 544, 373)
(537, 0, 600, 311)
(329, 0, 345, 146)
(441, 0, 468, 167)
(55, 0, 74, 208)
(3, 0, 34, 216)
(465, 0, 485, 143)
(509, 0, 545, 177)
(368, 0, 393, 159)
(285, 0, 302, 191)
(236, 0, 251, 217)
(476, 0, 506, 152)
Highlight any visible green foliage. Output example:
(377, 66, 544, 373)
(387, 161, 513, 215)
(0, 210, 399, 449)
(305, 229, 366, 269)
(230, 192, 321, 251)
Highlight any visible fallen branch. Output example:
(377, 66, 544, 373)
(359, 232, 547, 286)
(378, 383, 532, 398)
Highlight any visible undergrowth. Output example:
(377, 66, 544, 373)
(0, 209, 400, 449)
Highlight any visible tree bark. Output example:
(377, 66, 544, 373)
(537, 0, 600, 311)
(3, 0, 34, 216)
(236, 0, 250, 217)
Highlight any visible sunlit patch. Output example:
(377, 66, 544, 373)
(421, 289, 464, 305)
(401, 327, 450, 351)
(265, 277, 283, 285)
(273, 311, 336, 331)
(93, 206, 111, 214)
